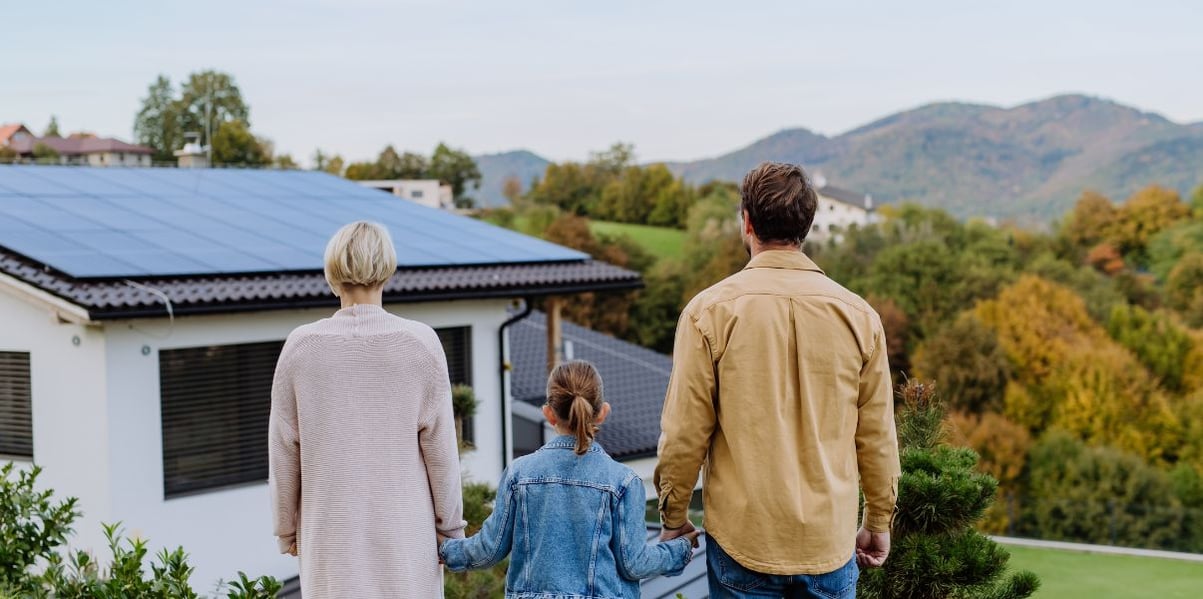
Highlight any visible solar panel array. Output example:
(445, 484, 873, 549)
(0, 166, 586, 279)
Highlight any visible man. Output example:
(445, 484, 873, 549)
(654, 162, 900, 598)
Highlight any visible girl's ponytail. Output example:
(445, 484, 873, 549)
(546, 361, 604, 455)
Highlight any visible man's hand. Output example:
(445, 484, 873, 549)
(855, 527, 890, 568)
(661, 520, 702, 548)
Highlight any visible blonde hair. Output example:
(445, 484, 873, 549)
(546, 360, 604, 455)
(323, 221, 398, 295)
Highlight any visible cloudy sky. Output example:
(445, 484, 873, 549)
(4, 0, 1201, 164)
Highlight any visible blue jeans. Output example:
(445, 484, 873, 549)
(707, 539, 859, 599)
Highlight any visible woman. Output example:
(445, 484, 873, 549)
(269, 221, 465, 598)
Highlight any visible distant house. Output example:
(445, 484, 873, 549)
(0, 123, 33, 146)
(0, 165, 639, 589)
(357, 179, 455, 210)
(810, 173, 876, 242)
(4, 127, 154, 166)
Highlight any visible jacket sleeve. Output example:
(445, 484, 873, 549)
(268, 339, 301, 554)
(857, 324, 901, 532)
(440, 468, 518, 571)
(418, 344, 467, 540)
(653, 312, 717, 529)
(614, 476, 693, 580)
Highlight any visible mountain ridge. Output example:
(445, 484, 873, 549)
(475, 94, 1203, 220)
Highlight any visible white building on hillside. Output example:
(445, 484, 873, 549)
(0, 166, 639, 591)
(358, 179, 455, 210)
(809, 173, 876, 242)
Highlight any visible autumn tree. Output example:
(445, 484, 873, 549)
(1191, 184, 1203, 219)
(947, 411, 1032, 533)
(502, 176, 524, 205)
(274, 154, 299, 169)
(914, 314, 1010, 413)
(975, 276, 1179, 463)
(1059, 190, 1117, 256)
(1106, 305, 1194, 391)
(1112, 185, 1192, 265)
(1167, 253, 1203, 327)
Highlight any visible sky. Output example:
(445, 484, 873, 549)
(4, 1, 1202, 165)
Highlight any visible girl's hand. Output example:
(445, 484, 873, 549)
(287, 541, 298, 557)
(681, 528, 704, 549)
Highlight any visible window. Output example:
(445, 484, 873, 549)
(160, 341, 282, 498)
(0, 351, 33, 459)
(411, 190, 425, 199)
(435, 327, 473, 443)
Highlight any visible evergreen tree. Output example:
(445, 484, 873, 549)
(857, 380, 1039, 599)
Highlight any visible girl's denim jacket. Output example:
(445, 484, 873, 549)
(440, 436, 693, 598)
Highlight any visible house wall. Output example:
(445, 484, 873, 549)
(809, 196, 874, 242)
(0, 289, 112, 555)
(99, 298, 512, 590)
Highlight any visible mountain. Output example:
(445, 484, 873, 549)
(473, 95, 1203, 221)
(667, 95, 1203, 222)
(472, 150, 550, 208)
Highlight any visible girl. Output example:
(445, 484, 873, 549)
(440, 360, 699, 598)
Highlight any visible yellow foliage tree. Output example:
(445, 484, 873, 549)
(976, 276, 1180, 463)
(947, 411, 1032, 533)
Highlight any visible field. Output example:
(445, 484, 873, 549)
(1004, 545, 1203, 598)
(588, 221, 685, 261)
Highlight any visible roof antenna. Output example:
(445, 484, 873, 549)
(123, 280, 176, 339)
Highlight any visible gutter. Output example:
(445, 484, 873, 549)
(496, 298, 534, 469)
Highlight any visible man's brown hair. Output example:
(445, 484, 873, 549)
(740, 162, 819, 245)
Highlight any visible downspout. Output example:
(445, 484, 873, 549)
(497, 298, 534, 468)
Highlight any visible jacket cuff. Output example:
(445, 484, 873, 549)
(658, 484, 689, 529)
(863, 510, 894, 533)
(440, 538, 468, 572)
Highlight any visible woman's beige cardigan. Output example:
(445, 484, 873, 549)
(269, 305, 466, 598)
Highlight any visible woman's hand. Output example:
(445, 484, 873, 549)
(287, 541, 299, 557)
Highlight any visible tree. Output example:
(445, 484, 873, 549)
(1106, 305, 1194, 392)
(1021, 431, 1185, 550)
(946, 411, 1032, 533)
(1191, 184, 1203, 219)
(274, 154, 299, 169)
(1167, 253, 1203, 327)
(211, 120, 268, 166)
(913, 314, 1010, 413)
(1112, 185, 1191, 265)
(502, 176, 524, 205)
(134, 75, 181, 162)
(1147, 221, 1203, 282)
(0, 145, 18, 163)
(428, 143, 481, 204)
(175, 70, 250, 149)
(43, 115, 61, 137)
(343, 160, 383, 180)
(1059, 190, 1117, 256)
(1086, 242, 1125, 275)
(856, 380, 1039, 599)
(867, 296, 911, 376)
(377, 145, 428, 179)
(526, 162, 598, 215)
(32, 143, 60, 165)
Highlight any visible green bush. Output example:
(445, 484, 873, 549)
(857, 381, 1038, 599)
(0, 463, 279, 598)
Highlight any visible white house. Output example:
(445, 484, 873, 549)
(357, 179, 455, 210)
(0, 165, 639, 590)
(809, 173, 876, 242)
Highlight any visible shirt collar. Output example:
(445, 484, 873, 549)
(543, 435, 605, 454)
(743, 249, 825, 274)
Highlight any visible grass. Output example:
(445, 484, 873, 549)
(1004, 544, 1203, 598)
(589, 221, 685, 261)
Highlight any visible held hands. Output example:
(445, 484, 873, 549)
(660, 520, 703, 549)
(287, 541, 298, 557)
(855, 527, 890, 568)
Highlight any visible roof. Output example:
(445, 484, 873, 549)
(818, 183, 872, 210)
(8, 135, 153, 155)
(276, 525, 709, 599)
(510, 311, 671, 460)
(0, 166, 640, 319)
(0, 123, 31, 145)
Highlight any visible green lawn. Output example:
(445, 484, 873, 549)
(1004, 545, 1203, 598)
(588, 221, 685, 261)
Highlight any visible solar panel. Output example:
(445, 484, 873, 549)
(0, 165, 587, 279)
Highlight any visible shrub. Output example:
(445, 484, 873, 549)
(0, 463, 279, 598)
